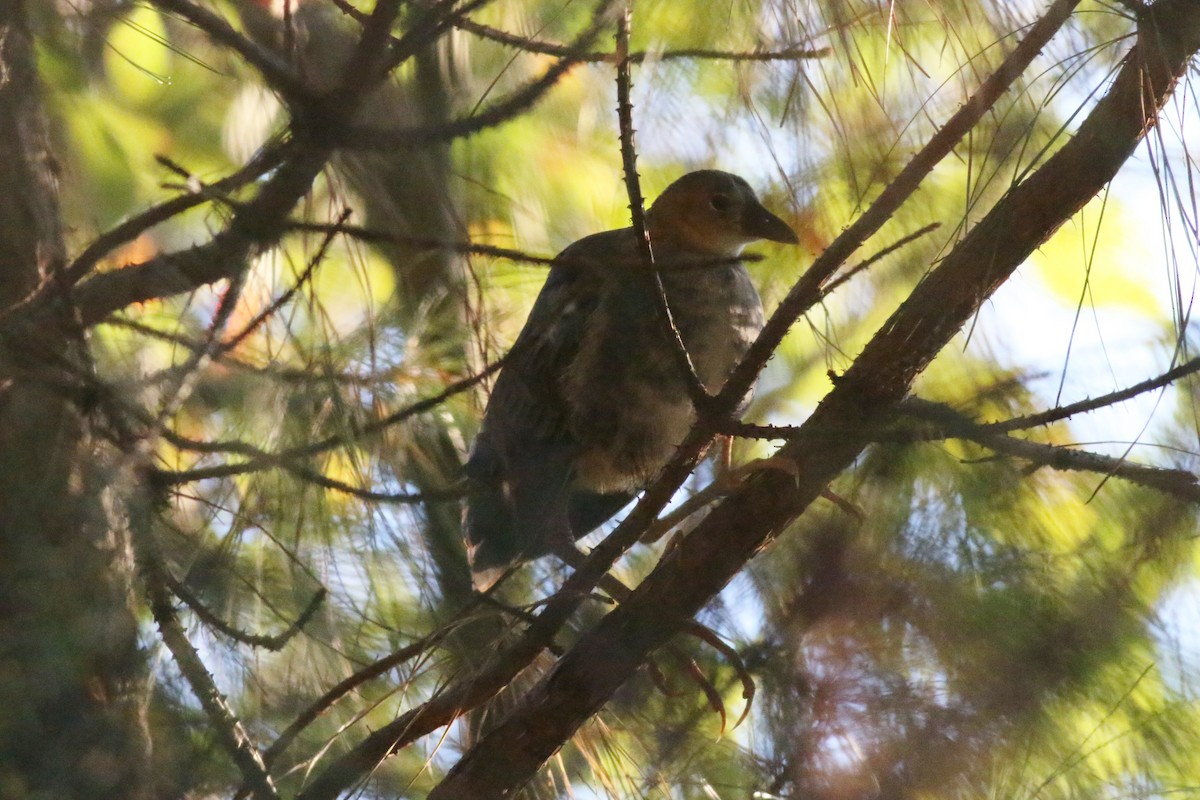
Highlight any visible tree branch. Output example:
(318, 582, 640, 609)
(60, 142, 289, 289)
(986, 354, 1200, 432)
(733, 398, 1200, 503)
(613, 4, 710, 409)
(151, 0, 311, 101)
(137, 509, 280, 800)
(454, 17, 828, 63)
(336, 2, 618, 149)
(66, 141, 331, 328)
(820, 222, 942, 297)
(899, 398, 1200, 501)
(167, 573, 326, 651)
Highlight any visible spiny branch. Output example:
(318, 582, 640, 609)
(150, 0, 310, 101)
(986, 355, 1200, 432)
(613, 2, 712, 413)
(152, 360, 502, 486)
(167, 573, 327, 651)
(136, 501, 280, 800)
(454, 17, 829, 63)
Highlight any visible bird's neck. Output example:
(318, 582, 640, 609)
(644, 218, 746, 260)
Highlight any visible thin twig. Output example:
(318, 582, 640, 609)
(285, 218, 762, 270)
(58, 142, 291, 289)
(985, 355, 1200, 432)
(821, 222, 942, 297)
(899, 398, 1200, 502)
(150, 0, 310, 101)
(221, 208, 349, 353)
(285, 220, 559, 266)
(136, 504, 280, 800)
(99, 317, 394, 386)
(156, 441, 459, 502)
(167, 572, 326, 651)
(454, 17, 828, 63)
(152, 268, 246, 430)
(613, 3, 710, 410)
(728, 402, 1200, 504)
(153, 361, 503, 485)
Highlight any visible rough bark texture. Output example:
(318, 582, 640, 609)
(428, 1, 1200, 797)
(0, 3, 150, 797)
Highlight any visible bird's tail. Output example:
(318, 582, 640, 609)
(463, 441, 633, 591)
(462, 480, 521, 591)
(462, 438, 573, 591)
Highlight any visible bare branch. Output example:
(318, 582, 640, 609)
(986, 355, 1200, 432)
(898, 398, 1200, 502)
(285, 220, 560, 266)
(287, 218, 762, 270)
(613, 4, 710, 409)
(156, 451, 458, 503)
(220, 208, 348, 352)
(454, 17, 828, 63)
(99, 316, 395, 386)
(336, 3, 618, 149)
(57, 143, 289, 290)
(167, 572, 327, 651)
(137, 510, 280, 800)
(733, 401, 1200, 505)
(65, 142, 329, 328)
(820, 222, 942, 297)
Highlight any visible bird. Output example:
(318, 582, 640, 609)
(463, 170, 798, 590)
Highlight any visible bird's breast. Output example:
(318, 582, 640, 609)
(564, 264, 763, 493)
(665, 266, 764, 390)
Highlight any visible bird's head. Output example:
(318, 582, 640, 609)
(645, 170, 799, 257)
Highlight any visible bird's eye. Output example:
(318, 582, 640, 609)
(709, 194, 732, 212)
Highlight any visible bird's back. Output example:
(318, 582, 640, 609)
(462, 230, 627, 584)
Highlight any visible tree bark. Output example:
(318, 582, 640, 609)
(0, 3, 150, 797)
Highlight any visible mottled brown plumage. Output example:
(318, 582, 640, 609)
(464, 171, 797, 589)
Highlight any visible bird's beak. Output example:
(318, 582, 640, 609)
(742, 202, 799, 245)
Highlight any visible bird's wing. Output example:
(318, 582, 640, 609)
(478, 229, 630, 449)
(464, 229, 633, 577)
